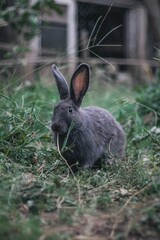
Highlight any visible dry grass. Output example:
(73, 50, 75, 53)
(0, 74, 160, 240)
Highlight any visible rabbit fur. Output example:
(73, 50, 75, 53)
(51, 63, 126, 171)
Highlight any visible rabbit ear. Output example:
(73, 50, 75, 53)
(52, 65, 69, 100)
(70, 64, 90, 107)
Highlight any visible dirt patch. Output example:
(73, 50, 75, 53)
(39, 197, 160, 240)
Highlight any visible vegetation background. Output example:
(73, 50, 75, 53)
(0, 0, 160, 239)
(0, 69, 160, 239)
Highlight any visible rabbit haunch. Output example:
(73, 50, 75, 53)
(51, 63, 126, 171)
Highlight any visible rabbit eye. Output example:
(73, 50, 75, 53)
(68, 107, 73, 113)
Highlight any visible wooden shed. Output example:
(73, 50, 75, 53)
(0, 0, 159, 83)
(40, 0, 158, 82)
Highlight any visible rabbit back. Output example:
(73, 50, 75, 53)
(55, 105, 125, 168)
(80, 106, 125, 166)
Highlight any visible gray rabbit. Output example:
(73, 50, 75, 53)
(51, 63, 126, 172)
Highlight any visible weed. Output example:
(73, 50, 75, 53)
(0, 73, 160, 239)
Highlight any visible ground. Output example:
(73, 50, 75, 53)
(0, 75, 160, 240)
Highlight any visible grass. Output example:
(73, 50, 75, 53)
(0, 72, 160, 240)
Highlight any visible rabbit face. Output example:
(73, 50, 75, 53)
(51, 99, 80, 135)
(51, 64, 89, 135)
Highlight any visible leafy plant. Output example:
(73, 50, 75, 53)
(0, 0, 61, 41)
(0, 73, 160, 239)
(136, 70, 160, 125)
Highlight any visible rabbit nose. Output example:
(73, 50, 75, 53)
(51, 123, 61, 132)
